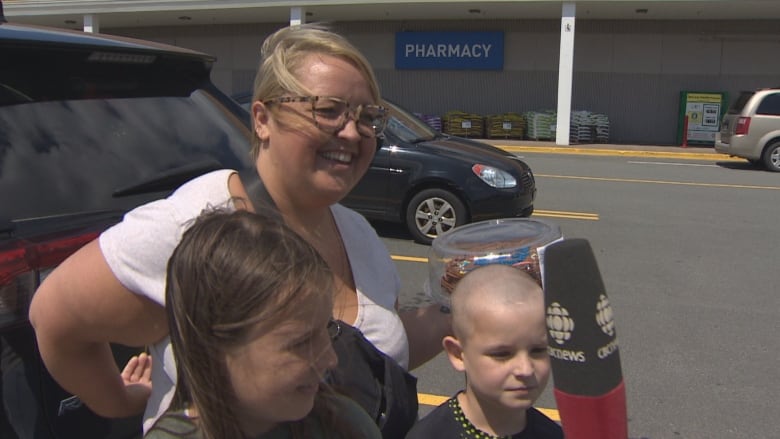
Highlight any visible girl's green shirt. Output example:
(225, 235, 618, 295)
(144, 393, 381, 439)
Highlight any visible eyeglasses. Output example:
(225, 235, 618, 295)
(263, 96, 388, 138)
(326, 318, 341, 340)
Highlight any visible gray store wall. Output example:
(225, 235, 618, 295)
(113, 19, 780, 145)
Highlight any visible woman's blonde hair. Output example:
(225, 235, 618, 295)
(250, 23, 381, 157)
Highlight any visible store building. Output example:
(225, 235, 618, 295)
(6, 0, 780, 145)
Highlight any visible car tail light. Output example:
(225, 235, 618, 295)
(735, 117, 751, 135)
(0, 232, 99, 330)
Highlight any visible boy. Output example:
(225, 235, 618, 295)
(406, 264, 563, 438)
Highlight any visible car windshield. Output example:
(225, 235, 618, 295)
(383, 100, 438, 143)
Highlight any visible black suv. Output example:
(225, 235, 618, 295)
(0, 12, 253, 438)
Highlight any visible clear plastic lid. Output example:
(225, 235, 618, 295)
(426, 218, 562, 306)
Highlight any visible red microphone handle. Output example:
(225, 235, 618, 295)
(554, 381, 628, 439)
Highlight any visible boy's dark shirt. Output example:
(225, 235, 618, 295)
(405, 394, 563, 439)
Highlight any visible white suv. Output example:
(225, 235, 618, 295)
(715, 88, 780, 172)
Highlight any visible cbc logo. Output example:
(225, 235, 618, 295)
(546, 302, 574, 345)
(595, 294, 615, 337)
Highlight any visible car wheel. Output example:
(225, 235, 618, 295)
(520, 205, 534, 217)
(762, 141, 780, 172)
(405, 188, 467, 245)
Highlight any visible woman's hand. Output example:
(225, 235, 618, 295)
(399, 303, 453, 370)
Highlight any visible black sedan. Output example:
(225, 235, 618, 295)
(233, 94, 536, 244)
(344, 100, 535, 244)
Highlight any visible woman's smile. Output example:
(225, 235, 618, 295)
(320, 150, 354, 164)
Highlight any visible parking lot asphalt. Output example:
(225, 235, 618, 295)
(481, 139, 740, 161)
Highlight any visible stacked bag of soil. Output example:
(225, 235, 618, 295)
(443, 110, 484, 138)
(485, 112, 525, 139)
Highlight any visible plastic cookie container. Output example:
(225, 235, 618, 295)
(426, 218, 562, 306)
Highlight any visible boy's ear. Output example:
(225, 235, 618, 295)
(252, 101, 271, 142)
(443, 335, 466, 372)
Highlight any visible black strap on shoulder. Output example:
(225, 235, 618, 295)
(238, 167, 280, 215)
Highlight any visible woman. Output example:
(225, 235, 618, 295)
(144, 209, 380, 439)
(28, 23, 450, 436)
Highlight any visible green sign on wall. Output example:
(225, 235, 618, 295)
(677, 91, 727, 146)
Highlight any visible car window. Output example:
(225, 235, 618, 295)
(0, 91, 253, 221)
(727, 91, 755, 114)
(756, 93, 780, 116)
(0, 45, 206, 102)
(0, 46, 253, 222)
(383, 100, 438, 143)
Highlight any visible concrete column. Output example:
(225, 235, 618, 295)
(84, 14, 99, 33)
(556, 3, 575, 146)
(290, 7, 306, 26)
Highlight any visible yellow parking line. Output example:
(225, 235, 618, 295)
(497, 145, 741, 161)
(392, 255, 428, 263)
(537, 173, 780, 190)
(534, 209, 599, 220)
(536, 407, 561, 422)
(418, 392, 560, 422)
(418, 393, 448, 406)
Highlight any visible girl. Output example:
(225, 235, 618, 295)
(144, 209, 380, 439)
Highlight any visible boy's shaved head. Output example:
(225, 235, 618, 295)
(442, 263, 553, 426)
(450, 264, 544, 340)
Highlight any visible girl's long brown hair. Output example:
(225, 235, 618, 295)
(160, 209, 357, 439)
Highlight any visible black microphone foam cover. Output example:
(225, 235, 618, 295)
(542, 238, 623, 395)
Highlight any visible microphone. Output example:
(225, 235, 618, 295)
(541, 238, 628, 439)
